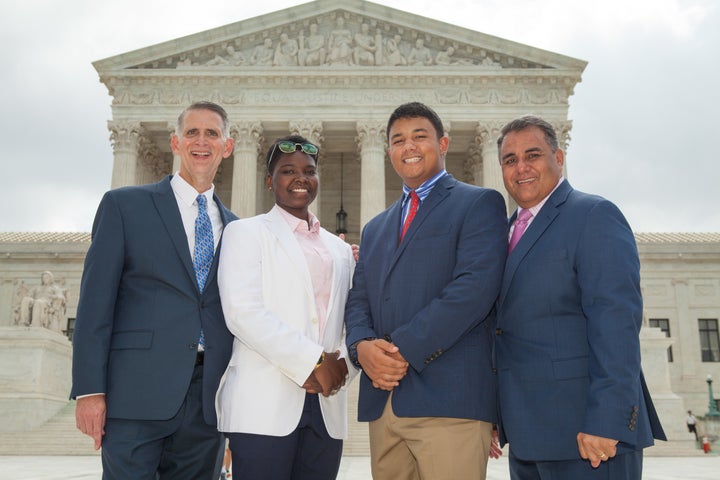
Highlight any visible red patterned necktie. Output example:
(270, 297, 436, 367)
(508, 209, 532, 253)
(400, 190, 419, 242)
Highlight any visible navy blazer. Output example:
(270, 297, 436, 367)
(345, 175, 507, 423)
(495, 180, 665, 461)
(71, 175, 236, 425)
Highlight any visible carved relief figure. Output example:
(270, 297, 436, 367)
(15, 271, 67, 332)
(274, 32, 299, 66)
(250, 38, 274, 66)
(435, 46, 475, 66)
(383, 34, 407, 66)
(205, 45, 247, 66)
(353, 23, 376, 66)
(407, 38, 433, 66)
(327, 17, 353, 65)
(298, 23, 326, 66)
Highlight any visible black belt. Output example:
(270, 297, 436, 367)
(195, 350, 205, 366)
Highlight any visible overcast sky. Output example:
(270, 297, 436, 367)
(1, 0, 717, 233)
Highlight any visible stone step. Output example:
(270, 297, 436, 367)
(0, 401, 98, 456)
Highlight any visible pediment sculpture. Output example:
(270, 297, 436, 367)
(133, 14, 516, 70)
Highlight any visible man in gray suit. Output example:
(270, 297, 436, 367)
(71, 101, 237, 479)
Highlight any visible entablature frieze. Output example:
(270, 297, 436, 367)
(104, 75, 578, 109)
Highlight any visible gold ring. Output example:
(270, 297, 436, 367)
(599, 453, 607, 459)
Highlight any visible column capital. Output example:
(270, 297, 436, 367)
(289, 120, 324, 146)
(474, 120, 505, 147)
(356, 121, 386, 154)
(230, 121, 264, 152)
(552, 120, 573, 152)
(108, 121, 142, 152)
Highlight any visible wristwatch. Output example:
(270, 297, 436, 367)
(314, 352, 325, 370)
(348, 337, 376, 369)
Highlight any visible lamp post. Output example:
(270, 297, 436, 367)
(707, 374, 720, 417)
(335, 153, 347, 235)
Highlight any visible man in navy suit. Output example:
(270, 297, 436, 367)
(494, 115, 666, 479)
(71, 101, 237, 479)
(345, 102, 507, 479)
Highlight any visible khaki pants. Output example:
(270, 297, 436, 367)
(369, 394, 492, 480)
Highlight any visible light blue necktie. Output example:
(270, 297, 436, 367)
(194, 194, 214, 347)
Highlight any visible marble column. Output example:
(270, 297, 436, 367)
(230, 122, 263, 218)
(475, 121, 510, 212)
(167, 123, 181, 173)
(464, 144, 483, 187)
(553, 120, 572, 179)
(109, 121, 141, 189)
(356, 122, 386, 228)
(289, 121, 324, 218)
(673, 279, 698, 380)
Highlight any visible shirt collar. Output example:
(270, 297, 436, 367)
(518, 176, 565, 219)
(275, 205, 321, 234)
(171, 171, 215, 206)
(402, 168, 448, 201)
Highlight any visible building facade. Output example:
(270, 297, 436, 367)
(1, 0, 718, 454)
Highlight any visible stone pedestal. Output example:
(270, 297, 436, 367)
(0, 326, 72, 432)
(640, 326, 687, 441)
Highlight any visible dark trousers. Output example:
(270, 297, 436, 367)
(227, 393, 343, 480)
(101, 364, 224, 480)
(509, 448, 643, 480)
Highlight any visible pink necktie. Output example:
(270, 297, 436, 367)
(508, 209, 533, 253)
(400, 190, 419, 242)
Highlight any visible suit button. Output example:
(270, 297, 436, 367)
(492, 368, 497, 373)
(496, 328, 503, 335)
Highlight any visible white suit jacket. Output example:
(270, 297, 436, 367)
(216, 206, 357, 439)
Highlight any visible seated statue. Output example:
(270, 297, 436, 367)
(16, 271, 67, 332)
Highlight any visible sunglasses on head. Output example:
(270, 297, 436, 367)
(274, 141, 318, 157)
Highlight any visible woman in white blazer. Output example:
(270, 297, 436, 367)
(217, 135, 357, 479)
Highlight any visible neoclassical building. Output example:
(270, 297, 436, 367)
(96, 0, 584, 235)
(0, 0, 718, 454)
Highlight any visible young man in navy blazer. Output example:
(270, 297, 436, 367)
(495, 115, 666, 479)
(345, 102, 507, 479)
(71, 101, 237, 479)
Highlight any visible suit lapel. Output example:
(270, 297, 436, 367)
(387, 175, 454, 275)
(204, 194, 233, 292)
(500, 180, 572, 300)
(264, 208, 317, 316)
(152, 177, 197, 290)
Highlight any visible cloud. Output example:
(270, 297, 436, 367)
(1, 0, 717, 232)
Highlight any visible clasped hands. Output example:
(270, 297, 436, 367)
(356, 339, 409, 391)
(303, 350, 348, 396)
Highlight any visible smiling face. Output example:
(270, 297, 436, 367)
(266, 151, 319, 220)
(172, 108, 234, 193)
(387, 116, 448, 189)
(500, 126, 564, 209)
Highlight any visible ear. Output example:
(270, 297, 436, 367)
(223, 137, 235, 159)
(439, 135, 450, 157)
(265, 173, 273, 190)
(170, 134, 179, 154)
(555, 148, 565, 168)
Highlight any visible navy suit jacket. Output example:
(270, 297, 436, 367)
(71, 175, 236, 425)
(345, 174, 507, 422)
(495, 180, 665, 461)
